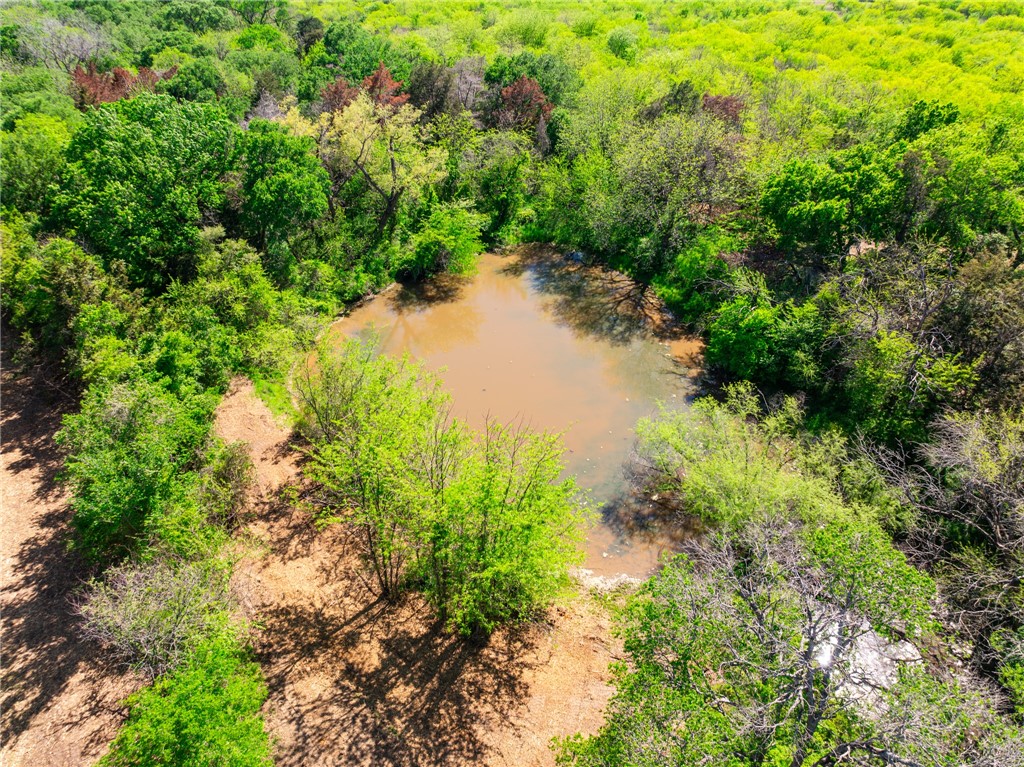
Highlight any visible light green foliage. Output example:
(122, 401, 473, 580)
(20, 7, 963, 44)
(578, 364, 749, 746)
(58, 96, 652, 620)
(402, 201, 486, 280)
(558, 529, 1012, 767)
(299, 340, 585, 634)
(606, 27, 639, 62)
(295, 39, 336, 103)
(0, 224, 141, 370)
(844, 329, 977, 444)
(495, 10, 550, 48)
(907, 122, 1024, 250)
(159, 0, 236, 34)
(54, 94, 235, 292)
(166, 233, 301, 377)
(99, 638, 272, 767)
(993, 629, 1024, 715)
(226, 45, 299, 100)
(651, 228, 735, 323)
(442, 421, 583, 633)
(635, 384, 847, 529)
(0, 113, 71, 215)
(234, 23, 292, 52)
(0, 65, 79, 130)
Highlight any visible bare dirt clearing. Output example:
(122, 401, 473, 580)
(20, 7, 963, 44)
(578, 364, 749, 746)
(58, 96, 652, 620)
(0, 355, 137, 767)
(217, 377, 619, 767)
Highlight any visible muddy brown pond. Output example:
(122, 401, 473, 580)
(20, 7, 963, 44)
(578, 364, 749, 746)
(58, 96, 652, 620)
(327, 247, 703, 578)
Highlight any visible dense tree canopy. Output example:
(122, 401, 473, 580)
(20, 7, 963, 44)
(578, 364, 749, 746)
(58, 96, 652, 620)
(2, 1, 1023, 764)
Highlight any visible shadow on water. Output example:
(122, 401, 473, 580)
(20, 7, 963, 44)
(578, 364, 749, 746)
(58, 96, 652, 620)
(596, 485, 703, 553)
(499, 244, 687, 348)
(387, 272, 471, 313)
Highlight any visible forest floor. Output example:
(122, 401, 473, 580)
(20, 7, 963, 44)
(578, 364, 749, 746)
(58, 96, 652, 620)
(216, 376, 620, 767)
(0, 352, 137, 767)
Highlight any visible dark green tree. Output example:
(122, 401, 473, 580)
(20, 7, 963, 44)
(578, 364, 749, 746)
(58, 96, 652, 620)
(54, 94, 235, 292)
(234, 119, 329, 279)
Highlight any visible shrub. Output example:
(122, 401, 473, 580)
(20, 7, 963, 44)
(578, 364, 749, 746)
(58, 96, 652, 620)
(652, 228, 735, 324)
(401, 201, 487, 281)
(495, 11, 549, 48)
(57, 378, 216, 562)
(606, 27, 638, 62)
(77, 558, 237, 678)
(99, 638, 272, 767)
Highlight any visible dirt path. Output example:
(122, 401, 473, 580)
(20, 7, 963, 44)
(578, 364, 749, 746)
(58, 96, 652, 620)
(0, 357, 137, 767)
(216, 377, 618, 767)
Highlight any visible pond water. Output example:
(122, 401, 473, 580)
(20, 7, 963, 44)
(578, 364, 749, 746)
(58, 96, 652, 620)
(326, 246, 703, 578)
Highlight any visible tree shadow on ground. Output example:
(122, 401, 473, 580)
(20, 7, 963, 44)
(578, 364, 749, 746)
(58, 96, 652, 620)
(0, 349, 135, 758)
(252, 514, 542, 767)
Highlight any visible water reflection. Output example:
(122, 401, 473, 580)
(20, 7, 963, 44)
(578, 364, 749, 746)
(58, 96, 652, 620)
(327, 247, 705, 577)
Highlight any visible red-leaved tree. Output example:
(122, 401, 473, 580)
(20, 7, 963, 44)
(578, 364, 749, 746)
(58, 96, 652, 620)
(71, 62, 176, 109)
(362, 62, 409, 110)
(701, 93, 745, 126)
(321, 76, 359, 113)
(492, 76, 552, 131)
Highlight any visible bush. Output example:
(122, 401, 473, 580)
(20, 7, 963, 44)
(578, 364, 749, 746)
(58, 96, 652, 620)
(635, 384, 842, 529)
(704, 290, 782, 382)
(652, 228, 735, 324)
(0, 113, 71, 215)
(99, 638, 272, 767)
(606, 27, 638, 62)
(0, 227, 140, 371)
(57, 378, 217, 562)
(77, 558, 237, 678)
(495, 11, 549, 48)
(400, 201, 487, 281)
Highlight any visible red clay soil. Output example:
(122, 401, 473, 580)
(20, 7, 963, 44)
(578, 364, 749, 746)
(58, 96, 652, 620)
(0, 355, 137, 767)
(216, 377, 619, 767)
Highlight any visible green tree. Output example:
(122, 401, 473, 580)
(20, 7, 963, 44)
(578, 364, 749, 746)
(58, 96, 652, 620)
(322, 21, 418, 84)
(234, 119, 329, 278)
(297, 340, 585, 634)
(484, 51, 581, 107)
(54, 94, 235, 292)
(161, 57, 227, 101)
(401, 201, 486, 280)
(57, 378, 216, 562)
(462, 131, 532, 243)
(761, 145, 900, 268)
(0, 65, 80, 130)
(432, 419, 583, 634)
(0, 226, 141, 372)
(557, 524, 1021, 767)
(0, 113, 72, 215)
